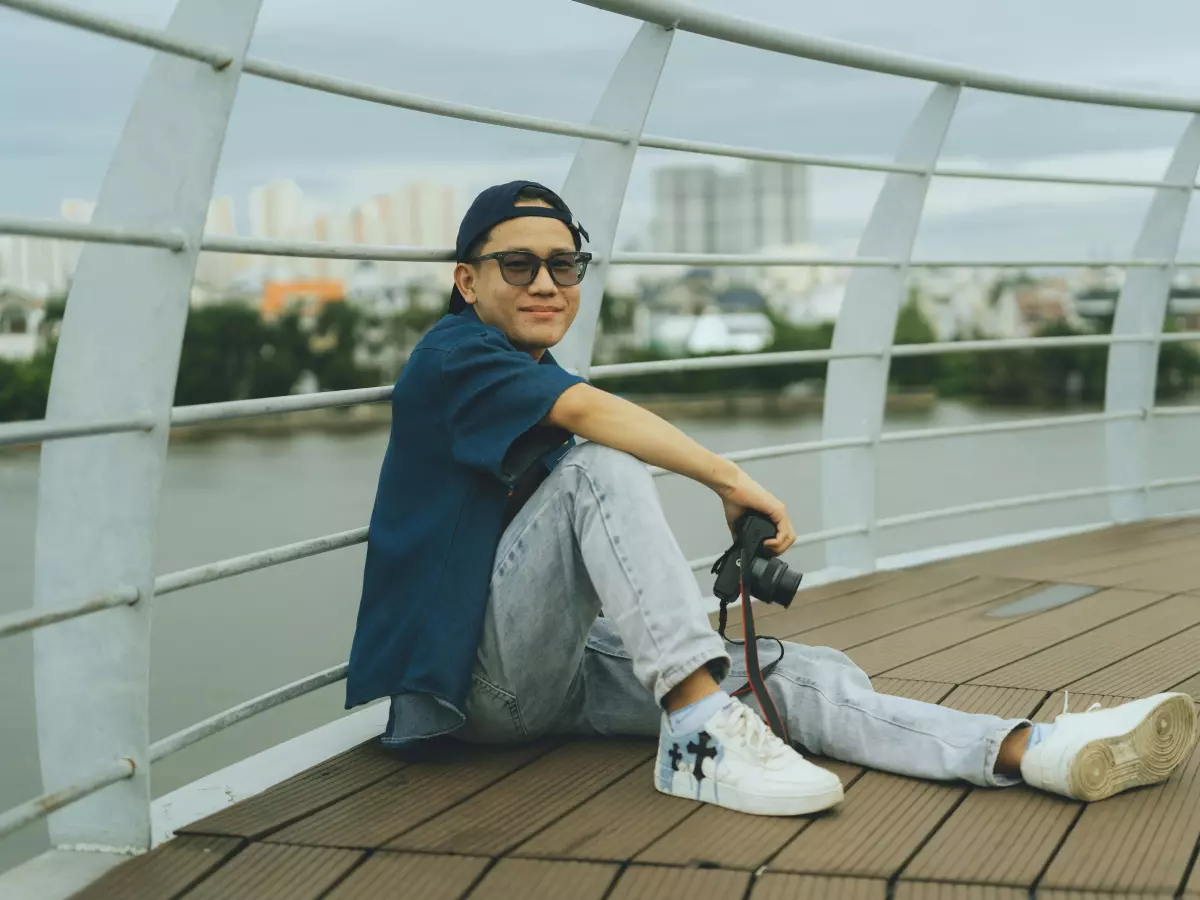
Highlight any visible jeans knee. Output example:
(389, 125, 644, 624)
(565, 441, 650, 487)
(770, 642, 874, 700)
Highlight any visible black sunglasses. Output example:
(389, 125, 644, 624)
(466, 250, 593, 287)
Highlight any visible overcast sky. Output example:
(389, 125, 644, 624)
(7, 0, 1200, 259)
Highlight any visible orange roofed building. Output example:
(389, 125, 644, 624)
(260, 279, 346, 319)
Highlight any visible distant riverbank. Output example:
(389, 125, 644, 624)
(170, 389, 937, 438)
(4, 387, 1196, 452)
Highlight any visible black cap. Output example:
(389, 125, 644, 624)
(448, 180, 589, 315)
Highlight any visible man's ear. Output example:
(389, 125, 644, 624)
(453, 262, 476, 305)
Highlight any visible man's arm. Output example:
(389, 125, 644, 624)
(545, 383, 797, 554)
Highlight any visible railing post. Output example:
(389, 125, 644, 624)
(1104, 115, 1200, 523)
(31, 0, 262, 851)
(820, 84, 960, 572)
(550, 21, 674, 377)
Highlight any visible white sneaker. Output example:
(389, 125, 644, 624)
(1021, 691, 1198, 802)
(654, 700, 844, 816)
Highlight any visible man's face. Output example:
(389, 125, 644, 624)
(453, 201, 581, 359)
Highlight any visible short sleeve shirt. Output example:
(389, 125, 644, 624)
(345, 306, 585, 743)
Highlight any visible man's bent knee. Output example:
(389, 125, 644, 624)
(563, 441, 652, 487)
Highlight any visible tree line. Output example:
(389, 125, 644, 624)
(2, 296, 1198, 424)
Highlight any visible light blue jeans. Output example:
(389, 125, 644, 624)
(458, 441, 1026, 787)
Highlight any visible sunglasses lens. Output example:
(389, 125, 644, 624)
(547, 254, 585, 286)
(498, 252, 538, 285)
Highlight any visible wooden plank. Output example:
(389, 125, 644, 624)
(735, 569, 978, 644)
(900, 787, 1078, 888)
(1039, 741, 1200, 892)
(933, 520, 1192, 582)
(606, 866, 750, 900)
(512, 760, 696, 861)
(770, 772, 964, 877)
(1185, 838, 1200, 897)
(179, 741, 405, 840)
(939, 684, 1046, 719)
(719, 570, 906, 638)
(872, 678, 955, 704)
(1121, 551, 1200, 593)
(181, 843, 363, 900)
(1173, 671, 1200, 700)
(880, 589, 1163, 683)
(893, 884, 1028, 900)
(387, 739, 652, 856)
(963, 519, 1200, 582)
(633, 803, 817, 871)
(467, 859, 619, 900)
(969, 593, 1198, 690)
(783, 577, 1035, 649)
(750, 874, 887, 899)
(267, 741, 553, 848)
(68, 835, 243, 900)
(1065, 622, 1200, 697)
(323, 852, 488, 900)
(1073, 546, 1200, 593)
(1007, 529, 1200, 584)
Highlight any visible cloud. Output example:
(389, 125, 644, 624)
(5, 0, 1200, 260)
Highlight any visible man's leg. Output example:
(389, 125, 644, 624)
(455, 440, 732, 744)
(735, 638, 1197, 799)
(733, 640, 1027, 787)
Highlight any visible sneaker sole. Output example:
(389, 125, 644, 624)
(1068, 692, 1198, 802)
(656, 771, 844, 816)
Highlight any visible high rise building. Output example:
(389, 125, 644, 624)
(746, 161, 809, 249)
(249, 179, 306, 280)
(249, 178, 306, 240)
(195, 196, 244, 290)
(0, 235, 68, 297)
(650, 161, 809, 256)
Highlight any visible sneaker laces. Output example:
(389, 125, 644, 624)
(722, 702, 792, 762)
(1060, 691, 1104, 718)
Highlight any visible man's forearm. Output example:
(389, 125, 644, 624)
(547, 383, 739, 493)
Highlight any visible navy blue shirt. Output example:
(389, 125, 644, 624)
(346, 306, 585, 743)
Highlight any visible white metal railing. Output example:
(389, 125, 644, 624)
(2, 0, 1200, 864)
(16, 212, 1200, 270)
(149, 664, 349, 762)
(1, 0, 233, 67)
(153, 527, 369, 597)
(0, 759, 135, 841)
(0, 414, 155, 449)
(0, 587, 140, 640)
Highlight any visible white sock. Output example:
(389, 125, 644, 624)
(668, 691, 734, 735)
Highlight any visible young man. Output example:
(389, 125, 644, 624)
(347, 180, 1197, 816)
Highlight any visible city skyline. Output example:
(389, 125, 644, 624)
(9, 0, 1200, 276)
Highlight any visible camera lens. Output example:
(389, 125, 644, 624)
(747, 556, 803, 608)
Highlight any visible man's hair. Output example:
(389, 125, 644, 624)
(463, 185, 569, 261)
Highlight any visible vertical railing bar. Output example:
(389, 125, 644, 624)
(28, 0, 265, 853)
(819, 84, 961, 572)
(1103, 117, 1200, 524)
(549, 23, 676, 377)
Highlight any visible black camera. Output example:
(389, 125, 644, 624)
(711, 511, 803, 609)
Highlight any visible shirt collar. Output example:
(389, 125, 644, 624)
(457, 305, 560, 367)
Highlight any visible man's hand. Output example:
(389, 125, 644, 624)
(715, 467, 796, 556)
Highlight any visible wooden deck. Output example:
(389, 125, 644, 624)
(73, 517, 1200, 900)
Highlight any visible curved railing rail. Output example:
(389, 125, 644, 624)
(2, 0, 1200, 863)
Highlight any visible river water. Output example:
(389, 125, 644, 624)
(2, 400, 1198, 869)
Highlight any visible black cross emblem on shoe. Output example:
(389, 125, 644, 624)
(687, 731, 718, 782)
(668, 743, 683, 771)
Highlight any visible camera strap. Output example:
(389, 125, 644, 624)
(712, 546, 789, 742)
